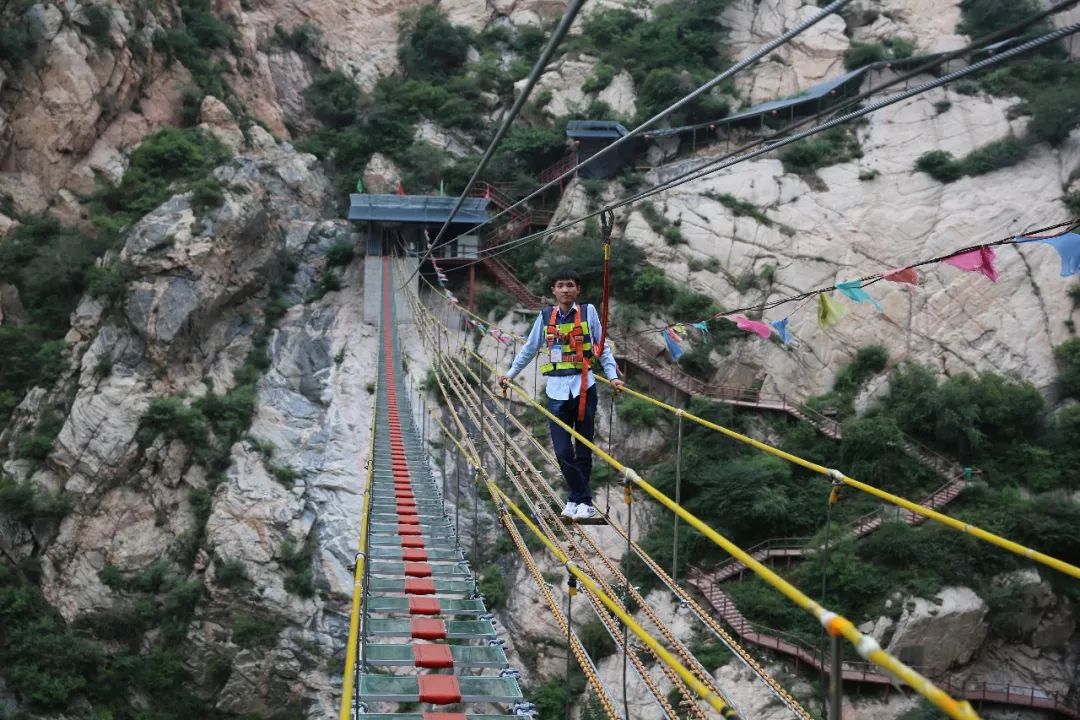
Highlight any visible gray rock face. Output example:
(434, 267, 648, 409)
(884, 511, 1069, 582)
(887, 587, 989, 674)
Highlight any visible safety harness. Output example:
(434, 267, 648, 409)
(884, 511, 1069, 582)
(541, 304, 593, 421)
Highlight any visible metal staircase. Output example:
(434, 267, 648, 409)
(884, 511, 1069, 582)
(350, 257, 531, 719)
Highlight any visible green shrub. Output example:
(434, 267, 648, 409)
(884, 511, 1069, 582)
(0, 24, 36, 68)
(959, 135, 1028, 175)
(1064, 190, 1080, 216)
(915, 150, 963, 182)
(1055, 338, 1080, 398)
(477, 564, 507, 609)
(215, 559, 252, 590)
(834, 345, 888, 397)
(573, 0, 733, 124)
(476, 286, 514, 320)
(958, 0, 1044, 39)
(844, 41, 887, 69)
(86, 262, 133, 302)
(325, 241, 355, 267)
(779, 127, 861, 173)
(279, 533, 316, 597)
(138, 396, 209, 446)
(711, 193, 773, 226)
(83, 4, 113, 45)
(92, 127, 229, 238)
(0, 216, 108, 332)
(305, 271, 343, 303)
(887, 38, 916, 60)
(661, 226, 685, 245)
(679, 344, 715, 380)
(1028, 83, 1080, 145)
(16, 433, 55, 460)
(618, 395, 663, 428)
(274, 21, 320, 55)
(582, 63, 615, 93)
(397, 5, 472, 81)
(0, 476, 71, 523)
(303, 71, 361, 129)
(233, 613, 283, 647)
(189, 177, 225, 215)
(268, 463, 300, 486)
(577, 619, 615, 660)
(195, 384, 256, 447)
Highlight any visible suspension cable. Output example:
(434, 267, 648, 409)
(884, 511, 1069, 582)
(440, 0, 855, 248)
(444, 22, 1080, 274)
(404, 0, 587, 285)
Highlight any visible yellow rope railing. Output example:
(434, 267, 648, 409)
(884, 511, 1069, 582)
(422, 275, 1080, 583)
(338, 370, 379, 720)
(408, 283, 981, 720)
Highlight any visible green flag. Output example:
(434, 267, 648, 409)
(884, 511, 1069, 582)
(817, 293, 848, 328)
(355, 177, 364, 193)
(438, 178, 445, 196)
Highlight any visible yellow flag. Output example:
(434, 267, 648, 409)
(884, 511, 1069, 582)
(817, 293, 848, 328)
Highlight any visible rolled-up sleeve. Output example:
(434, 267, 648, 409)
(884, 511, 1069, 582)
(506, 313, 545, 379)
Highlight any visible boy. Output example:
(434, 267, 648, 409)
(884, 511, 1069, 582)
(497, 270, 623, 520)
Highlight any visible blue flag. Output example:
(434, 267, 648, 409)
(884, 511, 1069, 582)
(1035, 232, 1080, 277)
(836, 280, 882, 312)
(663, 328, 684, 361)
(770, 318, 794, 345)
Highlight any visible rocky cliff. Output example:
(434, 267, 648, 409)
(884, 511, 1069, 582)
(2, 0, 1079, 718)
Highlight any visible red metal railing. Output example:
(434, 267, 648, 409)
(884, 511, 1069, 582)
(539, 152, 577, 185)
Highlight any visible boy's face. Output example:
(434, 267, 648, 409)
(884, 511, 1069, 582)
(551, 279, 580, 306)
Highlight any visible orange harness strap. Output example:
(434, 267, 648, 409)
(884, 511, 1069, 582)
(547, 306, 590, 422)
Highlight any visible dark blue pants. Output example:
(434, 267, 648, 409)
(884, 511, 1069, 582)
(548, 384, 598, 505)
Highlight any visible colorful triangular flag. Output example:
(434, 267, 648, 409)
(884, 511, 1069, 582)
(770, 318, 794, 345)
(439, 178, 446, 197)
(836, 280, 883, 312)
(729, 314, 773, 339)
(355, 177, 364, 193)
(883, 267, 919, 286)
(396, 180, 406, 196)
(943, 246, 997, 282)
(817, 293, 848, 328)
(692, 321, 710, 335)
(1025, 232, 1080, 277)
(663, 328, 684, 361)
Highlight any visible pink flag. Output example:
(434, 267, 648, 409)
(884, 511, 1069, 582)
(943, 246, 998, 282)
(731, 314, 773, 339)
(883, 267, 919, 286)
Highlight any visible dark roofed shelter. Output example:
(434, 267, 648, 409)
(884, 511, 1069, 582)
(565, 120, 638, 179)
(348, 194, 490, 258)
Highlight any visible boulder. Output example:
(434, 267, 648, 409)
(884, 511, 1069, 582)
(198, 96, 245, 153)
(597, 70, 637, 119)
(361, 152, 402, 194)
(887, 587, 988, 674)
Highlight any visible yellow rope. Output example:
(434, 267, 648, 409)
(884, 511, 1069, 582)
(409, 285, 981, 720)
(599, 380, 1080, 581)
(423, 278, 1080, 582)
(338, 373, 379, 720)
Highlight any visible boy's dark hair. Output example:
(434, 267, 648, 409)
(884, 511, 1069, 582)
(550, 269, 581, 287)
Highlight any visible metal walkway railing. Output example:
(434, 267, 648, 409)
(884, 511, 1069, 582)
(346, 257, 532, 719)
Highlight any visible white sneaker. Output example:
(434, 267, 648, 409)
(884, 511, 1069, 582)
(573, 504, 599, 521)
(560, 501, 579, 518)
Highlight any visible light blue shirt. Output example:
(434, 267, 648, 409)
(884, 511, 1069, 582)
(506, 303, 619, 400)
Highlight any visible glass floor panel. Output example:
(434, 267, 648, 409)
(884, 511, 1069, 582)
(369, 561, 469, 577)
(368, 546, 462, 561)
(366, 597, 486, 614)
(358, 675, 523, 702)
(367, 578, 475, 595)
(366, 619, 495, 638)
(362, 643, 507, 667)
